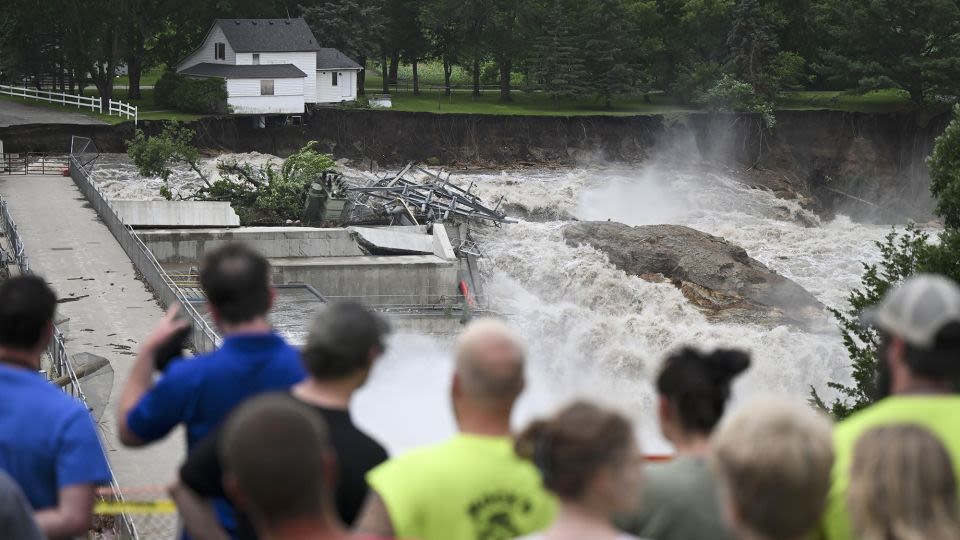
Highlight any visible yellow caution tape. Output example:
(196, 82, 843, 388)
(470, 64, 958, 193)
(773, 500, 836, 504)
(95, 499, 177, 515)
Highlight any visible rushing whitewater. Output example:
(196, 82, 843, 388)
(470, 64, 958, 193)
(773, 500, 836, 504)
(89, 152, 897, 453)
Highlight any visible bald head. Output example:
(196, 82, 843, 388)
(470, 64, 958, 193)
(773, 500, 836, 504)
(454, 318, 526, 406)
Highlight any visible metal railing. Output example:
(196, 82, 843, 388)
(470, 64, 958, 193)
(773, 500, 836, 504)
(0, 192, 138, 540)
(69, 136, 220, 354)
(0, 84, 138, 124)
(1, 153, 69, 175)
(0, 194, 28, 271)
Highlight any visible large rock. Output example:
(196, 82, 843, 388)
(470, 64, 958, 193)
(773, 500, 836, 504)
(563, 221, 825, 327)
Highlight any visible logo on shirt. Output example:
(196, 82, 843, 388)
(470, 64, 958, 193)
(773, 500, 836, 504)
(467, 491, 534, 540)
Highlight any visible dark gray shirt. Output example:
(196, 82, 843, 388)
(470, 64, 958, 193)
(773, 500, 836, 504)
(619, 455, 735, 540)
(0, 470, 44, 540)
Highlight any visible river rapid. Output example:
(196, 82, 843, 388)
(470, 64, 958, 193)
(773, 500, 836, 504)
(89, 152, 899, 454)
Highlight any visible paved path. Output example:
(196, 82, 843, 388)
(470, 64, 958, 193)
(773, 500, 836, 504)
(0, 99, 106, 127)
(0, 175, 184, 513)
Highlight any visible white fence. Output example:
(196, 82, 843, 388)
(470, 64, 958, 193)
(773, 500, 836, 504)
(0, 84, 137, 124)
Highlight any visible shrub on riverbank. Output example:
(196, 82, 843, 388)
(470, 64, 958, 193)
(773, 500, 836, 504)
(153, 71, 228, 114)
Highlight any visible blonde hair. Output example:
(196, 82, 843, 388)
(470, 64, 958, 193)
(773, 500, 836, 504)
(711, 398, 834, 540)
(849, 424, 960, 540)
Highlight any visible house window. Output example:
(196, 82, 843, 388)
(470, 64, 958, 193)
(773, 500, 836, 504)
(252, 53, 260, 65)
(261, 80, 274, 96)
(331, 72, 338, 86)
(215, 43, 225, 60)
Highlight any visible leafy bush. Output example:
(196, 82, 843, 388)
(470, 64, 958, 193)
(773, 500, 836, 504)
(172, 77, 229, 114)
(929, 104, 960, 229)
(201, 141, 336, 225)
(126, 122, 206, 197)
(695, 74, 776, 127)
(810, 226, 930, 418)
(153, 71, 182, 109)
(670, 62, 723, 104)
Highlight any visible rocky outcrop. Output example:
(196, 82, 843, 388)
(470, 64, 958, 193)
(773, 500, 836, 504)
(563, 221, 825, 327)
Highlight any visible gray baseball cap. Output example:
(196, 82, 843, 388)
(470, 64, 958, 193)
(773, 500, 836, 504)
(861, 274, 960, 349)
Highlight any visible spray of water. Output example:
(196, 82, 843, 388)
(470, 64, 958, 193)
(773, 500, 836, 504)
(88, 152, 897, 453)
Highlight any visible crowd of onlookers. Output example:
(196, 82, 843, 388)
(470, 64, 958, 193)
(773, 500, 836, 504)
(1, 242, 959, 540)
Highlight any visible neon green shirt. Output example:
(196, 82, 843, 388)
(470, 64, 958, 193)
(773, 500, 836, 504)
(822, 395, 960, 540)
(366, 433, 556, 540)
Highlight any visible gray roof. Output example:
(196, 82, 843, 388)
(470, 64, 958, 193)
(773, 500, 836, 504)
(316, 48, 362, 70)
(179, 63, 307, 79)
(215, 18, 320, 52)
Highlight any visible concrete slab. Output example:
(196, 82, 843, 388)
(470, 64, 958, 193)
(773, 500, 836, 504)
(0, 175, 184, 520)
(0, 99, 107, 127)
(270, 255, 458, 305)
(139, 227, 363, 263)
(349, 226, 434, 255)
(113, 200, 240, 228)
(432, 223, 457, 260)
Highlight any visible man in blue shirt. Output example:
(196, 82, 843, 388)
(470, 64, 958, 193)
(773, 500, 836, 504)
(0, 276, 113, 539)
(117, 242, 306, 536)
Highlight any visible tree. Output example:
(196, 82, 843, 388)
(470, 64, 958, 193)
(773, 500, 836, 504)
(726, 0, 777, 90)
(65, 0, 128, 112)
(817, 0, 960, 107)
(126, 122, 210, 199)
(582, 0, 635, 107)
(529, 0, 589, 106)
(487, 0, 529, 102)
(300, 0, 386, 95)
(929, 105, 960, 229)
(695, 74, 775, 126)
(422, 0, 466, 96)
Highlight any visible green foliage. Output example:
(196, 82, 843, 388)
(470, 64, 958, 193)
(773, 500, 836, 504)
(929, 104, 960, 229)
(583, 0, 636, 107)
(172, 77, 229, 114)
(726, 0, 778, 89)
(200, 142, 337, 225)
(695, 74, 775, 126)
(153, 71, 182, 109)
(302, 1, 386, 63)
(529, 0, 590, 104)
(817, 0, 960, 107)
(125, 122, 201, 185)
(810, 226, 930, 418)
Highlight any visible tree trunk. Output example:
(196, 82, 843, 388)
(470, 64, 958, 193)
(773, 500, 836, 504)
(388, 52, 400, 85)
(381, 55, 389, 94)
(498, 59, 512, 102)
(358, 56, 367, 95)
(443, 58, 452, 96)
(413, 60, 420, 96)
(472, 58, 481, 98)
(127, 27, 146, 100)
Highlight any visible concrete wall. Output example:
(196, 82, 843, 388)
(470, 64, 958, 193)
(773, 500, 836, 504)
(317, 70, 357, 102)
(113, 201, 240, 228)
(179, 25, 235, 70)
(271, 255, 458, 305)
(139, 227, 363, 263)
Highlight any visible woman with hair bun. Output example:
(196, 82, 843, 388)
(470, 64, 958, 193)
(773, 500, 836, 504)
(619, 347, 750, 540)
(515, 401, 646, 540)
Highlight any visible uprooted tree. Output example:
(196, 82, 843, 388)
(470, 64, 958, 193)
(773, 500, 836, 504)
(126, 123, 336, 225)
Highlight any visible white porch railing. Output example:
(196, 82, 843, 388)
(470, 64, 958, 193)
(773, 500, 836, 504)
(0, 85, 137, 124)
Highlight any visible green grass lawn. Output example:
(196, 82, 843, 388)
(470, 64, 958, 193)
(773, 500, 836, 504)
(777, 89, 914, 113)
(0, 88, 205, 124)
(369, 87, 698, 116)
(114, 66, 166, 87)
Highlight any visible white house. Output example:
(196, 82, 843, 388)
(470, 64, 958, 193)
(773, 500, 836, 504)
(177, 18, 361, 115)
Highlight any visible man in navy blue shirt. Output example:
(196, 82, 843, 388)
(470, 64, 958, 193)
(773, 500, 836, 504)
(0, 276, 113, 539)
(117, 242, 306, 536)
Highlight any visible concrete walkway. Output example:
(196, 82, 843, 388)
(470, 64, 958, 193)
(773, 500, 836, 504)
(0, 99, 106, 127)
(0, 175, 184, 502)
